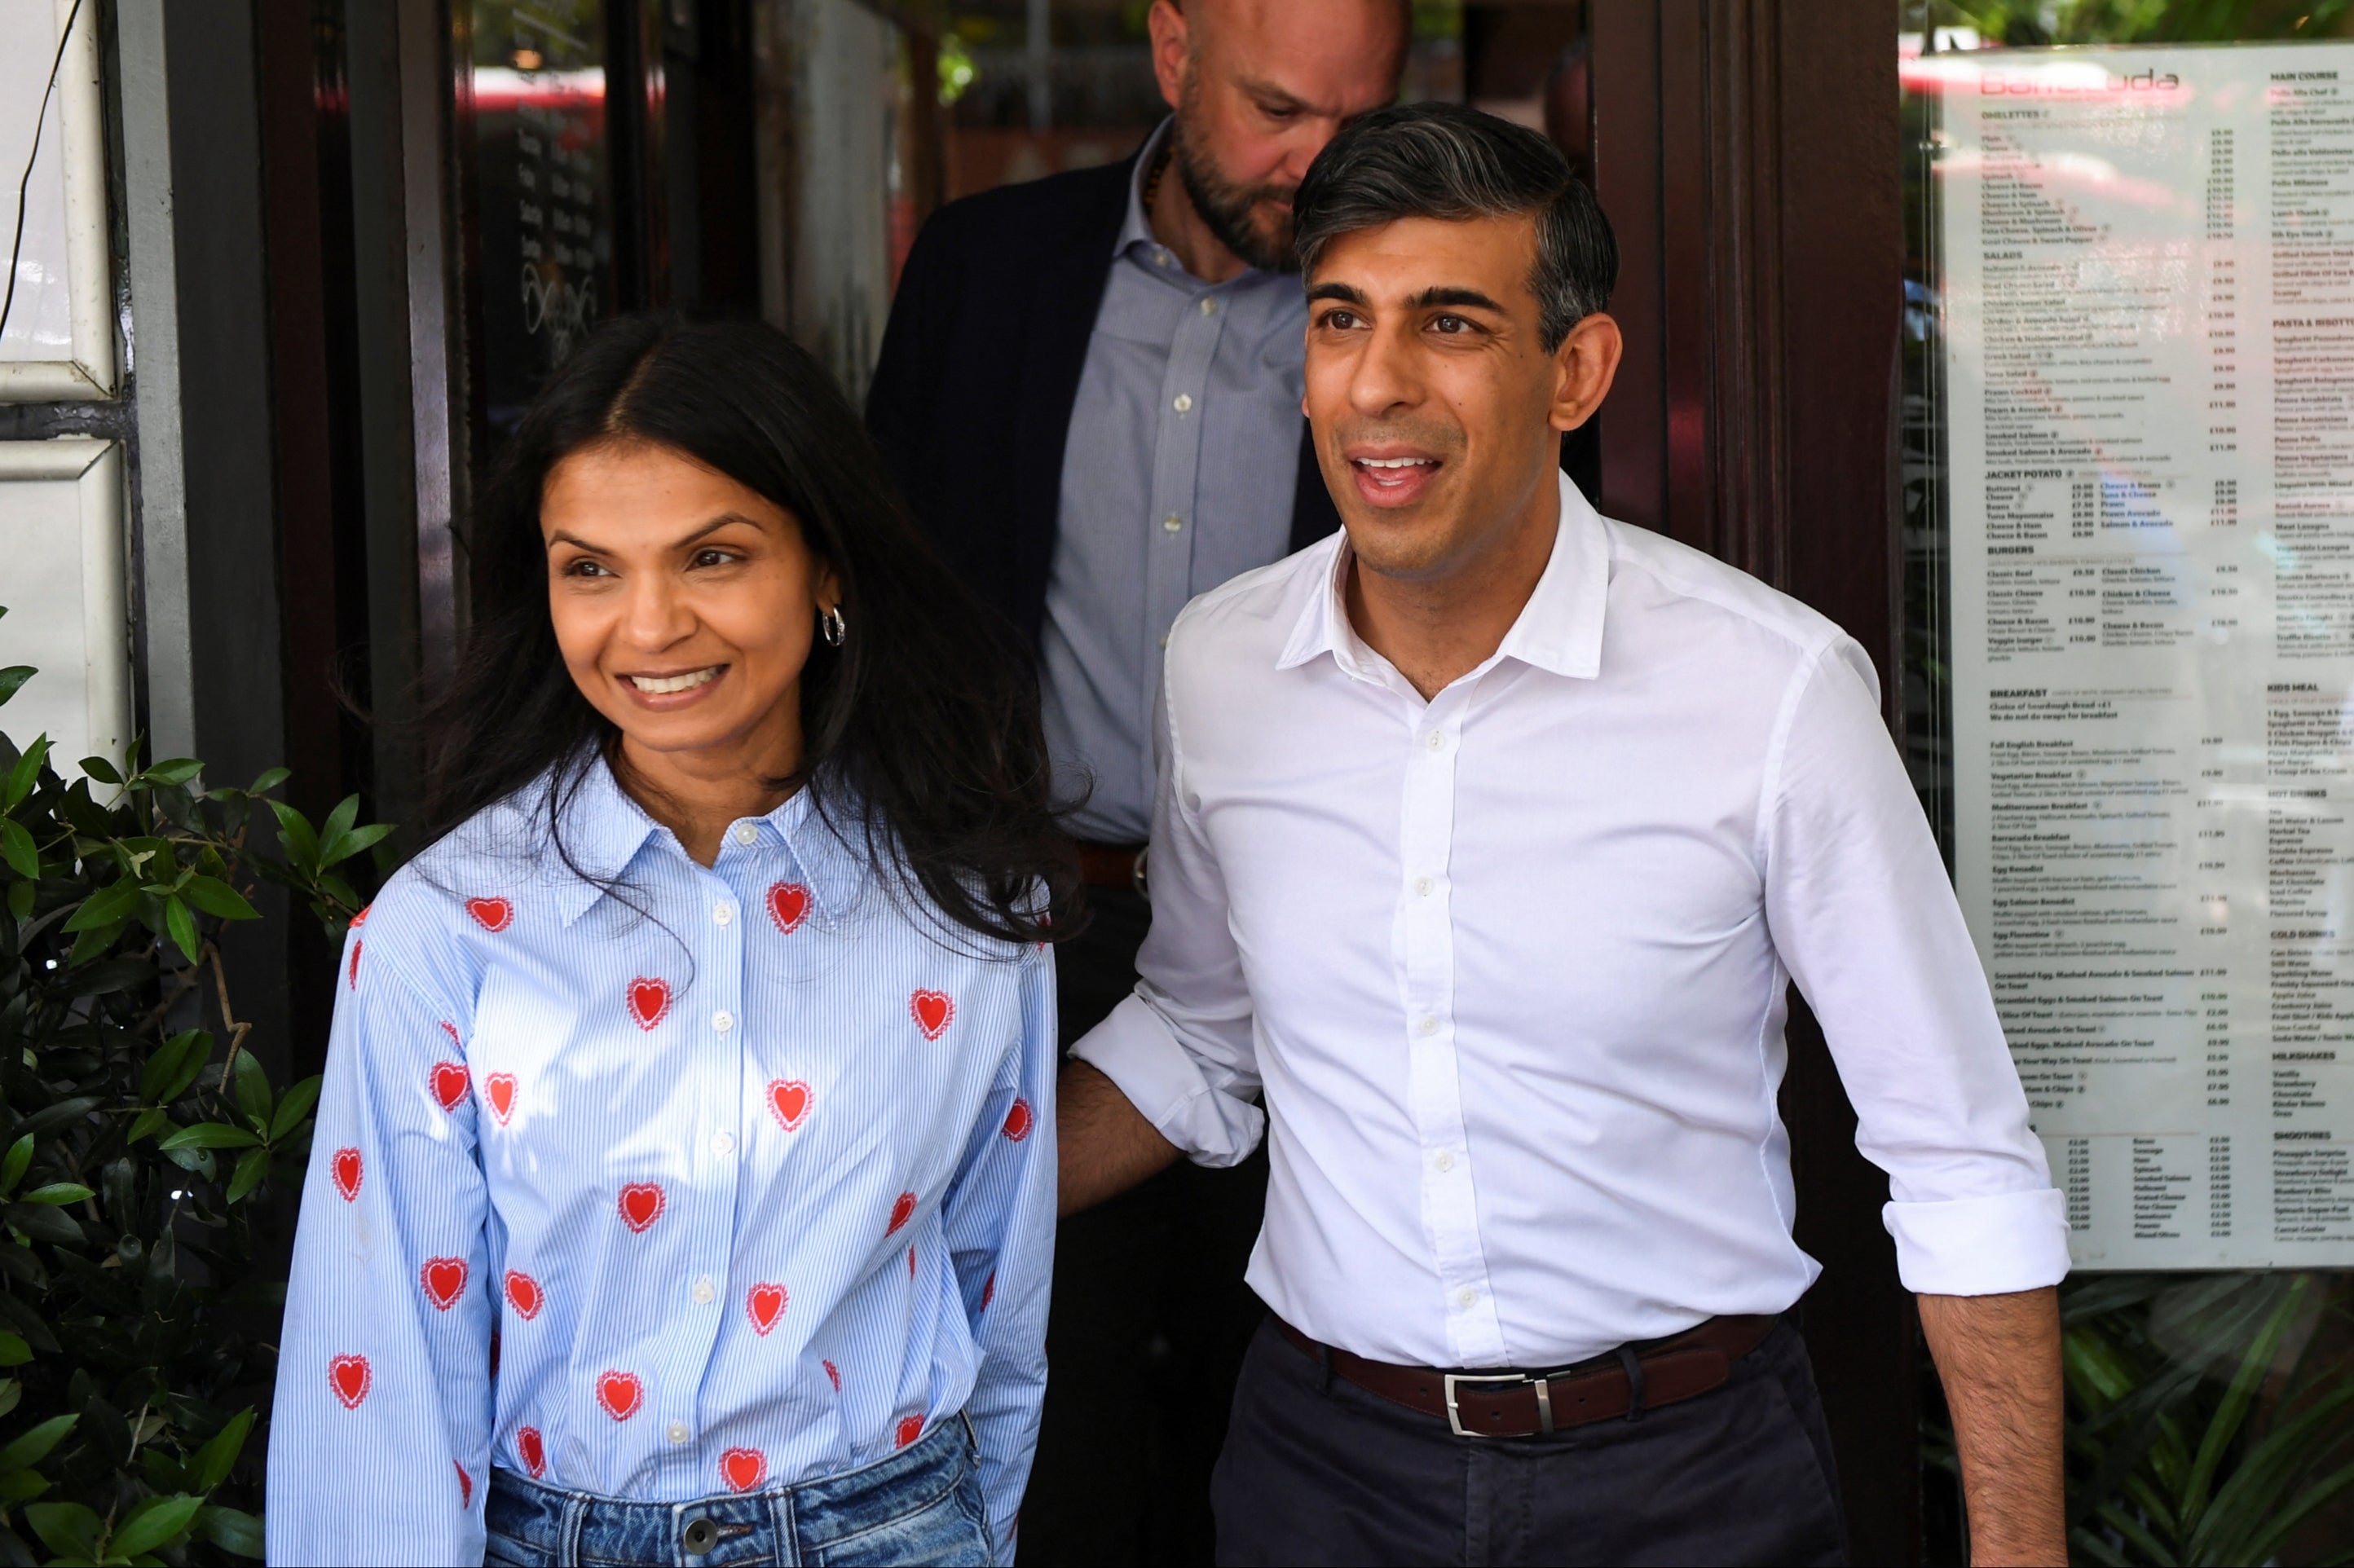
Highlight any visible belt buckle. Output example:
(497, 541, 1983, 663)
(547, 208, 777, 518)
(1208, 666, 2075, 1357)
(1442, 1371, 1531, 1438)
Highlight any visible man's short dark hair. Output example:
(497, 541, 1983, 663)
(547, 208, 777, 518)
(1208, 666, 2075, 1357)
(1292, 102, 1618, 353)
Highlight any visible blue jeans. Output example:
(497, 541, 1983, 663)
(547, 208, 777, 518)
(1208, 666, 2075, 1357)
(483, 1415, 992, 1567)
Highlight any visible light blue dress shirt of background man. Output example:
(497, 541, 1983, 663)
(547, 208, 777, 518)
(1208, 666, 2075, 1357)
(1042, 117, 1311, 846)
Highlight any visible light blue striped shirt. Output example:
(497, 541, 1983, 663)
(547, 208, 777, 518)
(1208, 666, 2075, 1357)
(266, 757, 1056, 1565)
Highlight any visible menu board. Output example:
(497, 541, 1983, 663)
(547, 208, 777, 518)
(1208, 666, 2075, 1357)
(467, 0, 615, 447)
(1943, 44, 2354, 1269)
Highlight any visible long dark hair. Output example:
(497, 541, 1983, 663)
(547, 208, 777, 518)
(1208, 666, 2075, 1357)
(420, 314, 1076, 947)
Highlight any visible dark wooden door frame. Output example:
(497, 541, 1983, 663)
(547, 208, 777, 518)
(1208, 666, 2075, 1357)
(1589, 2, 1917, 1561)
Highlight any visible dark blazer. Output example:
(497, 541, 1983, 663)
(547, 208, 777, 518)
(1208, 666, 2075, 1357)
(865, 152, 1342, 647)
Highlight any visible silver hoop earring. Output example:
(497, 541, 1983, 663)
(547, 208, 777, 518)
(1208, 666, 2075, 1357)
(821, 604, 847, 648)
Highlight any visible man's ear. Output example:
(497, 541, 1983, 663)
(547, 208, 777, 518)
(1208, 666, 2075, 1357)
(1549, 312, 1624, 434)
(1148, 0, 1192, 112)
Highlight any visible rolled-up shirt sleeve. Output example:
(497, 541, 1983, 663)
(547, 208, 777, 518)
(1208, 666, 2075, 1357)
(1071, 670, 1267, 1166)
(1762, 636, 2070, 1296)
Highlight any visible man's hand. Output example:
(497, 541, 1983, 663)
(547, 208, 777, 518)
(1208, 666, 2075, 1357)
(1056, 1060, 1183, 1216)
(1918, 1287, 2067, 1566)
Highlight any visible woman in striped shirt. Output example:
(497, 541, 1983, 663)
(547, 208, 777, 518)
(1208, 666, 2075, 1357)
(267, 317, 1073, 1566)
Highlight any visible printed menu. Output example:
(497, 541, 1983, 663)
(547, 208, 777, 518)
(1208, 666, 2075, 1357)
(1942, 44, 2354, 1267)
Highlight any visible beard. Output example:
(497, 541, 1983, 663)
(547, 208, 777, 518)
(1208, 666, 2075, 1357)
(1170, 104, 1299, 275)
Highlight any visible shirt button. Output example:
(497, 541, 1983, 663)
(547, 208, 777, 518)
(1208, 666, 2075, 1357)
(666, 1421, 690, 1445)
(733, 825, 757, 847)
(1162, 513, 1183, 534)
(711, 1132, 735, 1156)
(1155, 249, 1171, 266)
(713, 903, 734, 927)
(712, 1011, 734, 1033)
(1173, 393, 1193, 413)
(1413, 877, 1433, 897)
(692, 1276, 715, 1305)
(1417, 1015, 1440, 1037)
(1199, 297, 1219, 316)
(1457, 1287, 1477, 1309)
(1435, 1151, 1455, 1173)
(1158, 633, 1170, 649)
(1423, 731, 1445, 751)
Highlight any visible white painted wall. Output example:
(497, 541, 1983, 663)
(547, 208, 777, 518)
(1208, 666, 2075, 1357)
(0, 440, 130, 773)
(0, 0, 116, 401)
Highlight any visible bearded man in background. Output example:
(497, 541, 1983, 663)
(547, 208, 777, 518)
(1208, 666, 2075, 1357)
(866, 2, 1411, 1559)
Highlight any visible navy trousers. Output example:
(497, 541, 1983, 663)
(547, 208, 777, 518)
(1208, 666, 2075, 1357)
(1210, 1316, 1849, 1567)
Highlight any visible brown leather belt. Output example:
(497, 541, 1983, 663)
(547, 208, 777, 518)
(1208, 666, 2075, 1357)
(1074, 840, 1148, 898)
(1275, 1313, 1776, 1438)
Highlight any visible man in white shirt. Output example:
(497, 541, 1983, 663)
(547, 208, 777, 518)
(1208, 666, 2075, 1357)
(1059, 103, 2070, 1566)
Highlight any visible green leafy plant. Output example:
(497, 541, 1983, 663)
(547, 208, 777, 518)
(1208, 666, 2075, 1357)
(2056, 1272, 2354, 1566)
(0, 610, 387, 1564)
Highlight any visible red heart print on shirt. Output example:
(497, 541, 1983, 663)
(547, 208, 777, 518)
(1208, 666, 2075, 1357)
(350, 903, 370, 928)
(518, 1425, 546, 1478)
(328, 1354, 371, 1410)
(768, 1080, 811, 1132)
(465, 896, 513, 932)
(456, 1463, 471, 1508)
(721, 1448, 768, 1493)
(1003, 1099, 1034, 1142)
(981, 1271, 995, 1311)
(331, 1148, 362, 1201)
(895, 1415, 925, 1450)
(907, 1245, 916, 1277)
(348, 940, 362, 990)
(746, 1284, 786, 1336)
(431, 1064, 470, 1112)
(767, 882, 811, 934)
(618, 1183, 666, 1233)
(420, 1257, 469, 1310)
(505, 1270, 544, 1320)
(910, 990, 954, 1041)
(886, 1191, 916, 1236)
(823, 1359, 840, 1390)
(439, 1020, 463, 1050)
(626, 978, 671, 1030)
(597, 1371, 643, 1420)
(483, 1074, 518, 1125)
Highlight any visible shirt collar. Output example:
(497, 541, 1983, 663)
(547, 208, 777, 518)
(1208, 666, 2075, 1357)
(1113, 118, 1176, 260)
(1276, 470, 1610, 682)
(549, 752, 868, 927)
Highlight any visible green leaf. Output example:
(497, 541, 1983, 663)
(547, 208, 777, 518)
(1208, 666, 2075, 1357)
(193, 1504, 264, 1560)
(15, 1184, 92, 1207)
(164, 895, 201, 965)
(109, 1492, 204, 1559)
(247, 766, 290, 795)
(124, 1108, 174, 1145)
(231, 1051, 271, 1130)
(2, 1202, 82, 1246)
(140, 759, 204, 787)
(61, 878, 147, 934)
(0, 1413, 78, 1473)
(192, 1408, 253, 1492)
(7, 878, 30, 920)
(22, 1500, 99, 1558)
(156, 1123, 262, 1152)
(0, 1378, 21, 1418)
(0, 1466, 46, 1502)
(0, 666, 33, 708)
(268, 1075, 322, 1142)
(178, 874, 257, 922)
(0, 818, 35, 879)
(328, 821, 393, 867)
(224, 1147, 268, 1205)
(76, 753, 121, 785)
(0, 1333, 29, 1368)
(0, 1135, 31, 1199)
(2180, 1276, 2305, 1534)
(268, 799, 320, 874)
(2, 736, 46, 812)
(312, 793, 361, 869)
(139, 1030, 211, 1107)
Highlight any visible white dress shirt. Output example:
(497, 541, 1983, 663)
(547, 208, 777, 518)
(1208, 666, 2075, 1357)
(1075, 472, 2069, 1370)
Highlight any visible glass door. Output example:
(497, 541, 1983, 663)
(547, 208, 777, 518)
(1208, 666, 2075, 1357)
(1900, 2, 2354, 1561)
